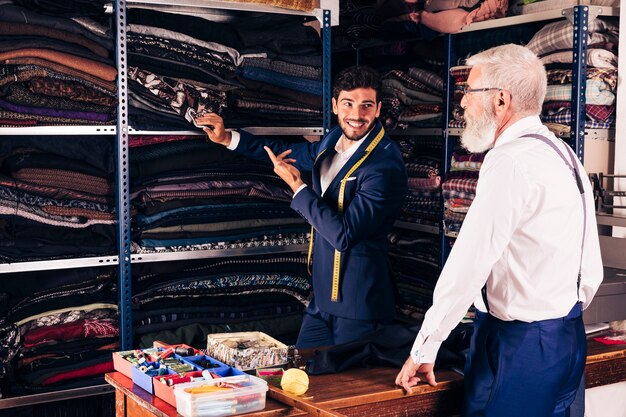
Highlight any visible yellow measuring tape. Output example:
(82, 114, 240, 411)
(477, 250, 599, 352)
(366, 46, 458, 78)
(306, 128, 385, 301)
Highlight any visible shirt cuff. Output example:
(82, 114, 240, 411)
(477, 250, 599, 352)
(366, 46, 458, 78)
(227, 130, 240, 150)
(293, 184, 307, 198)
(410, 333, 442, 365)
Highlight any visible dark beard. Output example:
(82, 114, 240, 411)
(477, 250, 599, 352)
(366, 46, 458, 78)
(342, 119, 376, 141)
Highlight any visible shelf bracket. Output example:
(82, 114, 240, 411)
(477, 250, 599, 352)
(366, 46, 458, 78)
(562, 5, 603, 26)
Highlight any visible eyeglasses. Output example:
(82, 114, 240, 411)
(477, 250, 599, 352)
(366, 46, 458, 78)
(461, 86, 502, 95)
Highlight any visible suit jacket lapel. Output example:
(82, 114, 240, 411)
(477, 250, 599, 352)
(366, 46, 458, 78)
(312, 127, 342, 194)
(324, 121, 383, 197)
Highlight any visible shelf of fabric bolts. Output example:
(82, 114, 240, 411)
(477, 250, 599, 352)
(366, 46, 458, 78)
(457, 5, 619, 33)
(0, 244, 309, 274)
(117, 0, 340, 26)
(446, 128, 614, 141)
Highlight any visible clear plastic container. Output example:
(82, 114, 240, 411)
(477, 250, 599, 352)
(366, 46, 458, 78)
(174, 374, 268, 417)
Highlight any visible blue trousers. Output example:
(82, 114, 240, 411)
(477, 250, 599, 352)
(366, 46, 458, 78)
(295, 309, 390, 348)
(463, 303, 586, 417)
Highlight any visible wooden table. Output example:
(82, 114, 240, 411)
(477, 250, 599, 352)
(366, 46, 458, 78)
(106, 338, 626, 417)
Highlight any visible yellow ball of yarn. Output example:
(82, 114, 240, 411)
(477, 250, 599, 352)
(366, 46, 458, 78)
(280, 368, 309, 396)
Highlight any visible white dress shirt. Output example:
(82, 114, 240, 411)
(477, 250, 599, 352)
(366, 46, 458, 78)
(410, 115, 603, 364)
(229, 130, 368, 197)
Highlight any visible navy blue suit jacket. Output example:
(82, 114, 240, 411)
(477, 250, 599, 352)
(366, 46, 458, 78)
(236, 121, 408, 320)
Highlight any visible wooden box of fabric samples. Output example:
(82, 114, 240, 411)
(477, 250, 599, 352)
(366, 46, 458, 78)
(174, 374, 268, 417)
(206, 332, 289, 371)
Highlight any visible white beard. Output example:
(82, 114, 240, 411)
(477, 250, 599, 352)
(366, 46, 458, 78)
(461, 105, 498, 154)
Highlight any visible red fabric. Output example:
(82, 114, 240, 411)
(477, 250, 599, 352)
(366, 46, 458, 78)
(41, 361, 114, 386)
(593, 337, 626, 345)
(23, 319, 118, 348)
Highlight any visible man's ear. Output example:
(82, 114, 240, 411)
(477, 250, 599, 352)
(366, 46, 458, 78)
(493, 90, 510, 114)
(332, 97, 338, 115)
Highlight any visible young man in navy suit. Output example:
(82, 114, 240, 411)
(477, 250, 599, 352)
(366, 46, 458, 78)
(196, 66, 408, 348)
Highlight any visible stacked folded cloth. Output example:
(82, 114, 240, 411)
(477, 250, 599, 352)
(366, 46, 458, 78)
(448, 65, 471, 129)
(442, 151, 485, 234)
(388, 230, 440, 321)
(394, 136, 442, 228)
(2, 267, 118, 395)
(381, 68, 443, 129)
(129, 135, 309, 254)
(0, 137, 116, 262)
(525, 18, 619, 136)
(0, 3, 116, 127)
(126, 8, 322, 130)
(131, 253, 312, 347)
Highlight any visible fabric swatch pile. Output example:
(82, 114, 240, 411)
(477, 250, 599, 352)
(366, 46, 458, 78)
(129, 135, 309, 254)
(0, 136, 116, 262)
(526, 17, 619, 135)
(126, 8, 323, 130)
(2, 267, 118, 395)
(131, 254, 311, 348)
(442, 151, 485, 235)
(380, 68, 443, 129)
(394, 136, 442, 227)
(0, 1, 116, 127)
(388, 230, 440, 321)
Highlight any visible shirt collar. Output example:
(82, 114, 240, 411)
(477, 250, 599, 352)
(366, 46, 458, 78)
(493, 115, 544, 149)
(334, 131, 369, 160)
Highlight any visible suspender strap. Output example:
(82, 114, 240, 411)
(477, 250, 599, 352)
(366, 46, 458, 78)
(521, 133, 586, 301)
(481, 133, 586, 313)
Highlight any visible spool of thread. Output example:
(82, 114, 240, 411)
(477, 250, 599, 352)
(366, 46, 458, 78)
(280, 368, 309, 396)
(158, 347, 174, 360)
(175, 346, 194, 356)
(201, 370, 214, 380)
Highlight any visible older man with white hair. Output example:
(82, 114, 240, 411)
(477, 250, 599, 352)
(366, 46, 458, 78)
(395, 44, 603, 417)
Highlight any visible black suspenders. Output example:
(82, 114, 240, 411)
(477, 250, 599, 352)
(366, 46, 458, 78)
(481, 133, 586, 313)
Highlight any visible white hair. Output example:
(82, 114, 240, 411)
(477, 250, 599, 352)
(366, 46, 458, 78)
(465, 44, 547, 116)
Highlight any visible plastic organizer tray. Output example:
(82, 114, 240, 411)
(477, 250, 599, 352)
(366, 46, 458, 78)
(154, 356, 245, 407)
(174, 374, 268, 417)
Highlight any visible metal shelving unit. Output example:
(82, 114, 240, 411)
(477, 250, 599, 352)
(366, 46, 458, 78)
(440, 5, 620, 266)
(0, 0, 336, 410)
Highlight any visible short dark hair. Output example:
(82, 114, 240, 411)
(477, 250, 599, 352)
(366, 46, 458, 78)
(332, 65, 381, 101)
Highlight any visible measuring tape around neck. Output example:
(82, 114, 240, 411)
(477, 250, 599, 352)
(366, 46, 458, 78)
(306, 127, 385, 302)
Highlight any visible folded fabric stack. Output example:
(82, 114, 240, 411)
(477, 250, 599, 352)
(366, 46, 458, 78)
(442, 151, 485, 234)
(395, 136, 442, 227)
(388, 230, 440, 321)
(0, 136, 116, 262)
(333, 0, 427, 49)
(0, 2, 116, 127)
(130, 135, 309, 253)
(126, 8, 323, 130)
(526, 18, 619, 135)
(3, 267, 118, 395)
(131, 254, 311, 347)
(381, 68, 443, 129)
(448, 65, 471, 128)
